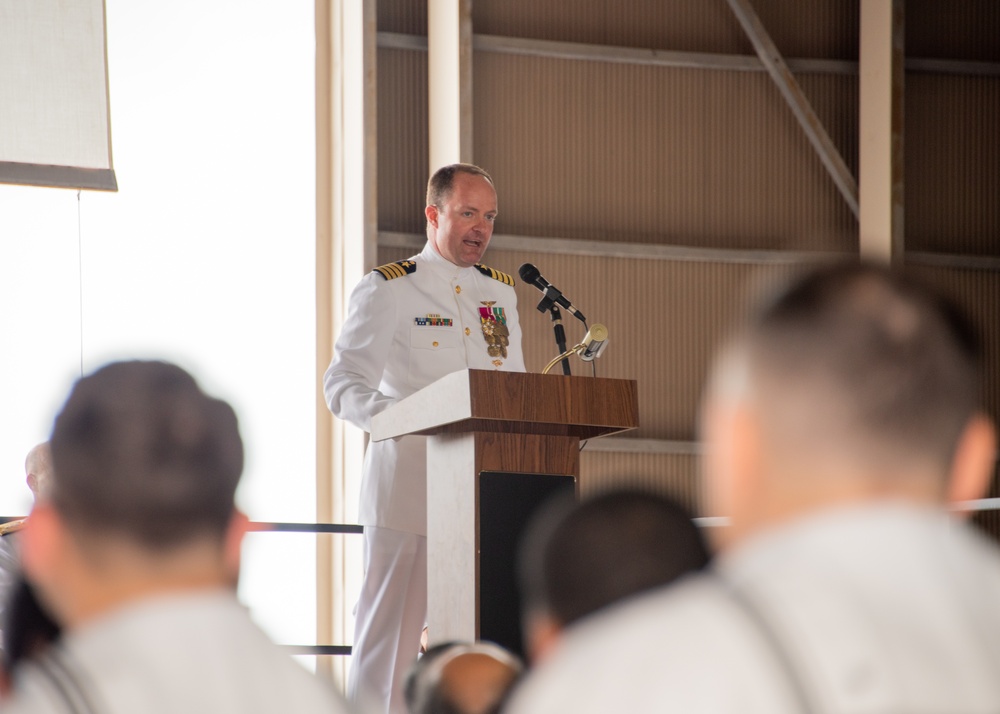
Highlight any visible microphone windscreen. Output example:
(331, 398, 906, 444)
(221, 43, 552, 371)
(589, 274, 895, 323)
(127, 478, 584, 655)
(518, 263, 541, 284)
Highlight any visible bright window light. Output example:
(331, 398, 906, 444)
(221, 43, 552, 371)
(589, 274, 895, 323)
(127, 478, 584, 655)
(0, 0, 317, 656)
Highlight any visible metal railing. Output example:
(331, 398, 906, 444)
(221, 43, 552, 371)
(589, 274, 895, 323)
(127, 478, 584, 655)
(247, 521, 362, 656)
(0, 516, 363, 657)
(8, 500, 1000, 657)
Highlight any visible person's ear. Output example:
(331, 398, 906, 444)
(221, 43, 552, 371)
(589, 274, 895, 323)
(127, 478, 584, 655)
(25, 474, 40, 500)
(223, 509, 250, 588)
(947, 413, 997, 512)
(425, 204, 439, 229)
(702, 397, 763, 551)
(523, 611, 562, 664)
(19, 501, 63, 588)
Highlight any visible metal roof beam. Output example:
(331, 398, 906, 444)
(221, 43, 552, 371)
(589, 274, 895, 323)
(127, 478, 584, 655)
(726, 0, 860, 219)
(377, 32, 1000, 78)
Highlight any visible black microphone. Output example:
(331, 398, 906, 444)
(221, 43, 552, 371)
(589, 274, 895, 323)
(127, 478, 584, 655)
(518, 263, 587, 323)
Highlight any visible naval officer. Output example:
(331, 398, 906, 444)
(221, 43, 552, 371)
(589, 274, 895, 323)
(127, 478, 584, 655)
(324, 163, 525, 714)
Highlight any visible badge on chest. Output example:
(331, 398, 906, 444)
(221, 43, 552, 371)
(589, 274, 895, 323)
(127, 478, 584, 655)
(479, 301, 510, 364)
(414, 314, 453, 327)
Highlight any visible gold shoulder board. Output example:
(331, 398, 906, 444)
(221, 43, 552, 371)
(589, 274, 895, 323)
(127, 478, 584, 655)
(373, 260, 417, 281)
(474, 264, 515, 287)
(0, 518, 26, 536)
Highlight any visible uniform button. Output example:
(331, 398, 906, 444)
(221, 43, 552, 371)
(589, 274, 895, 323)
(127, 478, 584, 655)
(432, 341, 439, 347)
(455, 285, 462, 294)
(464, 327, 471, 336)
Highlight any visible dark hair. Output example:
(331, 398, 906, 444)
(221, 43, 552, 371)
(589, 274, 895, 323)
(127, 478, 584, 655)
(746, 262, 981, 470)
(405, 641, 522, 714)
(405, 641, 461, 713)
(426, 164, 494, 208)
(49, 360, 244, 550)
(519, 490, 710, 626)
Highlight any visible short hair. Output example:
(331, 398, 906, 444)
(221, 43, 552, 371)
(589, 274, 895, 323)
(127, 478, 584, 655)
(519, 490, 710, 626)
(738, 262, 981, 472)
(49, 360, 244, 550)
(426, 164, 494, 209)
(405, 641, 522, 714)
(405, 641, 461, 713)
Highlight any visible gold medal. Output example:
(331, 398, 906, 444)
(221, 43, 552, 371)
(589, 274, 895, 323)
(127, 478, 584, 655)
(479, 301, 509, 361)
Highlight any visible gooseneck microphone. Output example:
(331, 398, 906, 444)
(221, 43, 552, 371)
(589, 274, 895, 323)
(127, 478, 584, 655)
(518, 263, 587, 323)
(578, 323, 609, 361)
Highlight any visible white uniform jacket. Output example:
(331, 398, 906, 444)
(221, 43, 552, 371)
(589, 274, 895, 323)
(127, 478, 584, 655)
(7, 592, 349, 714)
(324, 242, 525, 536)
(508, 504, 1000, 714)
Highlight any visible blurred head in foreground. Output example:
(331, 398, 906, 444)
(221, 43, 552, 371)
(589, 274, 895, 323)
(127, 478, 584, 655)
(518, 490, 710, 662)
(702, 262, 996, 551)
(405, 641, 523, 714)
(502, 263, 1000, 714)
(20, 360, 247, 628)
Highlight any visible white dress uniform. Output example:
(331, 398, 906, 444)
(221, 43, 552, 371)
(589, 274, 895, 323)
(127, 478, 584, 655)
(5, 591, 350, 714)
(507, 505, 1000, 714)
(323, 241, 525, 714)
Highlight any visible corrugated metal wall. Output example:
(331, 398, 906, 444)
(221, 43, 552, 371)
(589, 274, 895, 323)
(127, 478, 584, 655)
(377, 48, 428, 231)
(906, 75, 1000, 254)
(903, 0, 1000, 537)
(473, 57, 857, 250)
(579, 452, 702, 513)
(907, 0, 1000, 61)
(472, 0, 859, 58)
(374, 0, 1000, 528)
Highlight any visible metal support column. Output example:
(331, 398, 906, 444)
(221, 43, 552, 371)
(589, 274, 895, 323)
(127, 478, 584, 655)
(316, 0, 378, 686)
(428, 0, 474, 169)
(859, 0, 905, 264)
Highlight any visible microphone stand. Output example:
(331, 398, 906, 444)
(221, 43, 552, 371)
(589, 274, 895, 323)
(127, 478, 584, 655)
(535, 294, 571, 375)
(549, 306, 572, 376)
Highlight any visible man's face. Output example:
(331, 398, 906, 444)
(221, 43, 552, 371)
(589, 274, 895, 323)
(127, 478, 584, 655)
(426, 172, 497, 268)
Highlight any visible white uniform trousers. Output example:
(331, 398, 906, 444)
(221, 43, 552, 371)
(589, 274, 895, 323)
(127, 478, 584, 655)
(348, 526, 427, 714)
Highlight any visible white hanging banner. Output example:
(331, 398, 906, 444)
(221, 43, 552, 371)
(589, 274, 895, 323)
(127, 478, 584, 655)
(0, 0, 117, 191)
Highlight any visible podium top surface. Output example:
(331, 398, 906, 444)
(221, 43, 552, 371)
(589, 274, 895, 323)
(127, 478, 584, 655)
(371, 369, 639, 442)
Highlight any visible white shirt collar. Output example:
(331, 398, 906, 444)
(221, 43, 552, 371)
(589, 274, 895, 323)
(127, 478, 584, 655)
(716, 502, 955, 587)
(419, 240, 474, 280)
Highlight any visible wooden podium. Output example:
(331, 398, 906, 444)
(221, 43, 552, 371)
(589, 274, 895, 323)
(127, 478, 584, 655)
(371, 369, 638, 656)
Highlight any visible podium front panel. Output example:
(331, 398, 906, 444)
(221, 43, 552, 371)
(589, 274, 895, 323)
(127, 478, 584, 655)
(426, 432, 580, 651)
(478, 470, 575, 658)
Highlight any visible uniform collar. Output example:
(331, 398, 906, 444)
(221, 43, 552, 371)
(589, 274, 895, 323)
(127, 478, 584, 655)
(716, 502, 955, 587)
(419, 241, 475, 280)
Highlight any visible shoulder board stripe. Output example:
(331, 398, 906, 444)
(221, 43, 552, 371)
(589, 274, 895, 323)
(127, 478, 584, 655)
(373, 260, 417, 281)
(474, 264, 515, 286)
(0, 518, 26, 536)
